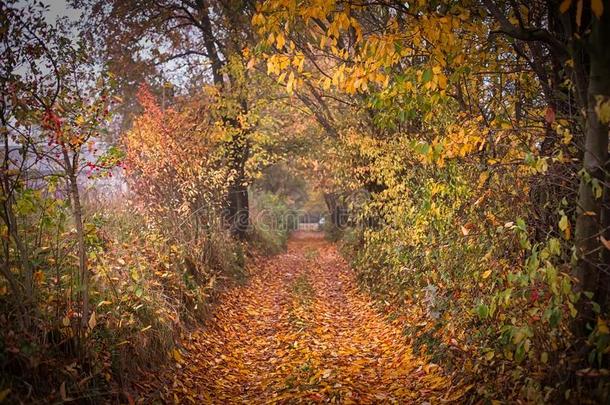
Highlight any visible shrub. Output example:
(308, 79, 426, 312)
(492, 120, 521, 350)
(249, 191, 298, 255)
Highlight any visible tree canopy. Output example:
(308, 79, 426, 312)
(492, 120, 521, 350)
(1, 0, 610, 402)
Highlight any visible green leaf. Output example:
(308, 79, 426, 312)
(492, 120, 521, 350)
(592, 179, 603, 199)
(592, 301, 601, 314)
(476, 303, 489, 320)
(422, 68, 432, 83)
(548, 308, 561, 328)
(515, 343, 526, 363)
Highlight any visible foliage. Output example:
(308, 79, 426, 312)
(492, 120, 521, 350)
(249, 190, 299, 255)
(252, 0, 610, 401)
(0, 2, 244, 401)
(2, 0, 610, 402)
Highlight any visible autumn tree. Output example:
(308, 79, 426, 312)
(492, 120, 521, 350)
(75, 0, 263, 238)
(123, 85, 233, 266)
(1, 1, 118, 336)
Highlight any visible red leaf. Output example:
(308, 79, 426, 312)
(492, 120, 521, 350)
(545, 106, 556, 124)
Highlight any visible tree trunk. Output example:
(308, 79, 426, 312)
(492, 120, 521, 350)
(324, 192, 347, 228)
(63, 149, 89, 332)
(1, 109, 31, 328)
(225, 128, 250, 239)
(196, 0, 223, 85)
(0, 202, 28, 329)
(573, 5, 610, 332)
(70, 175, 89, 331)
(195, 0, 253, 240)
(226, 182, 249, 239)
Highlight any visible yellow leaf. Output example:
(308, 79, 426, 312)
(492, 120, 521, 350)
(88, 311, 97, 330)
(559, 215, 571, 239)
(438, 74, 448, 90)
(443, 384, 474, 401)
(512, 329, 526, 344)
(277, 71, 287, 84)
(592, 0, 604, 17)
(322, 77, 331, 90)
(267, 32, 275, 46)
(286, 71, 295, 94)
(172, 348, 184, 363)
(276, 32, 286, 49)
(482, 270, 492, 279)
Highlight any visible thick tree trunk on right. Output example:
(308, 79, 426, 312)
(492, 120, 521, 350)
(573, 5, 610, 332)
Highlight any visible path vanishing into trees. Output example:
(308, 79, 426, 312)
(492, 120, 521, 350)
(139, 232, 471, 403)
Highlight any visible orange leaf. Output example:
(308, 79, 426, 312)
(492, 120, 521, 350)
(592, 0, 604, 17)
(560, 0, 572, 13)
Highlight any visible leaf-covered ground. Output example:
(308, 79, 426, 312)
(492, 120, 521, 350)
(145, 232, 459, 403)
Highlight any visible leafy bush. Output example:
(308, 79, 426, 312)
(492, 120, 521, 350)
(322, 220, 343, 242)
(0, 82, 247, 402)
(249, 191, 298, 255)
(338, 139, 582, 401)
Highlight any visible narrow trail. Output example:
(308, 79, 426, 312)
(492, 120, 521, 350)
(160, 232, 452, 403)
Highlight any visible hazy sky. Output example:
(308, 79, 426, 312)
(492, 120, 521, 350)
(42, 0, 82, 23)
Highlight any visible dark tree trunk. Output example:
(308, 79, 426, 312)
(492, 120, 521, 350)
(196, 0, 224, 85)
(224, 128, 250, 239)
(324, 192, 347, 228)
(226, 182, 249, 239)
(194, 0, 252, 239)
(574, 4, 610, 328)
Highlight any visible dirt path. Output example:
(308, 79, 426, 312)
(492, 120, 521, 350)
(158, 232, 452, 403)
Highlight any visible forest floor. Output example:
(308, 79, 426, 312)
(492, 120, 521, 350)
(142, 232, 458, 403)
